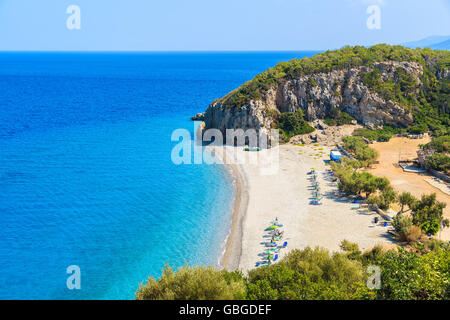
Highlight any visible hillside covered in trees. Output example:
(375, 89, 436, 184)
(201, 45, 449, 145)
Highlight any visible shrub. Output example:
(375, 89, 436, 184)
(277, 110, 315, 141)
(308, 77, 317, 87)
(135, 244, 450, 300)
(425, 153, 450, 174)
(377, 247, 449, 300)
(342, 136, 379, 165)
(340, 240, 362, 260)
(424, 135, 450, 153)
(331, 160, 392, 201)
(366, 186, 397, 210)
(403, 226, 423, 243)
(247, 247, 369, 300)
(393, 215, 413, 234)
(135, 265, 246, 300)
(353, 126, 402, 142)
(412, 193, 449, 235)
(398, 192, 417, 214)
(324, 109, 355, 126)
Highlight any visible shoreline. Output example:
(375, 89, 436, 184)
(219, 152, 249, 271)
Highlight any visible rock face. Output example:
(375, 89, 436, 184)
(202, 61, 423, 146)
(203, 98, 275, 146)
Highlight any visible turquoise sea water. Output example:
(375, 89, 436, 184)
(0, 52, 316, 299)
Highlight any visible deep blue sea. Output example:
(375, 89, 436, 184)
(0, 51, 316, 299)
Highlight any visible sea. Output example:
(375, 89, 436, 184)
(0, 51, 316, 299)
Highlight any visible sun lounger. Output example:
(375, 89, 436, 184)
(266, 242, 277, 247)
(278, 241, 287, 248)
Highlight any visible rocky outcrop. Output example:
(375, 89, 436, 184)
(191, 112, 205, 121)
(201, 61, 424, 146)
(202, 98, 276, 146)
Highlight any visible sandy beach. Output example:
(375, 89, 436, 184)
(217, 144, 396, 273)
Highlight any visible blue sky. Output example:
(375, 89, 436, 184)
(0, 0, 448, 51)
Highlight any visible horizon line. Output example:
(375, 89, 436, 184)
(0, 49, 326, 54)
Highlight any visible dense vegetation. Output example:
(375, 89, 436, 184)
(424, 135, 450, 153)
(331, 159, 448, 235)
(422, 135, 450, 173)
(341, 136, 379, 166)
(411, 193, 449, 235)
(425, 153, 450, 174)
(361, 66, 418, 109)
(217, 44, 449, 134)
(323, 109, 355, 126)
(276, 109, 315, 142)
(393, 192, 449, 237)
(136, 241, 450, 300)
(135, 265, 246, 300)
(353, 126, 403, 142)
(331, 159, 395, 210)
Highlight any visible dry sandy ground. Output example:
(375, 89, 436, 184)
(214, 144, 395, 273)
(365, 136, 450, 241)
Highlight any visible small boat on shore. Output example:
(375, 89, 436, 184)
(244, 147, 261, 152)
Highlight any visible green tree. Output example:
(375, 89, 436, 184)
(425, 153, 450, 174)
(340, 240, 362, 260)
(246, 247, 371, 300)
(135, 265, 246, 300)
(397, 192, 417, 216)
(277, 110, 315, 141)
(367, 186, 397, 210)
(412, 193, 449, 235)
(218, 45, 449, 135)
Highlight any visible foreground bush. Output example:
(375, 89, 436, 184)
(376, 247, 449, 300)
(341, 241, 450, 300)
(136, 244, 450, 300)
(393, 215, 413, 240)
(246, 247, 370, 300)
(136, 265, 246, 300)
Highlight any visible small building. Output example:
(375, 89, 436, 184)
(330, 150, 343, 162)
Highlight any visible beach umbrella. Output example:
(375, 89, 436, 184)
(268, 225, 279, 230)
